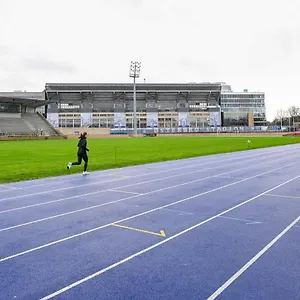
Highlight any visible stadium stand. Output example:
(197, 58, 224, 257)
(0, 114, 33, 135)
(0, 112, 62, 137)
(0, 92, 64, 138)
(22, 112, 61, 136)
(45, 83, 222, 133)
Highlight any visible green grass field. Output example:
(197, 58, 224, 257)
(1, 135, 299, 184)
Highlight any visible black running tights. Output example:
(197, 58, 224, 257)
(72, 154, 88, 171)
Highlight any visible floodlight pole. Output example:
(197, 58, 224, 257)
(129, 61, 141, 135)
(133, 75, 137, 134)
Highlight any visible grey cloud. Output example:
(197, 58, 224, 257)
(21, 57, 77, 74)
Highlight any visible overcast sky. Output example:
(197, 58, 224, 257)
(0, 0, 299, 121)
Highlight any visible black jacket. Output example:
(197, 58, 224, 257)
(77, 137, 89, 155)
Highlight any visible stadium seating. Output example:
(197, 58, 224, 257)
(0, 112, 61, 136)
(22, 113, 60, 136)
(0, 116, 33, 135)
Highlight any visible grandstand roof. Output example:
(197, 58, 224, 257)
(45, 82, 222, 92)
(45, 83, 222, 109)
(0, 92, 48, 108)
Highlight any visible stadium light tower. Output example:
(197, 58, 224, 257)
(129, 61, 141, 135)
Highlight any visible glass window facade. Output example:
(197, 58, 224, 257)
(223, 113, 248, 126)
(221, 92, 266, 126)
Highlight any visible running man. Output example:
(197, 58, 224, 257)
(67, 132, 90, 175)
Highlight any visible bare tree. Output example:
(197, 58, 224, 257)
(276, 109, 286, 119)
(275, 109, 288, 128)
(287, 106, 300, 130)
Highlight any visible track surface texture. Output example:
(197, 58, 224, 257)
(1, 144, 299, 300)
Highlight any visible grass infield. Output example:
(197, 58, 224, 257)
(1, 135, 299, 183)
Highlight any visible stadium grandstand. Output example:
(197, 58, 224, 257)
(0, 91, 64, 138)
(0, 82, 267, 138)
(44, 82, 223, 135)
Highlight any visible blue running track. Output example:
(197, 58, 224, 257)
(0, 144, 299, 300)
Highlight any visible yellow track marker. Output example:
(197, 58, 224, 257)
(112, 223, 166, 238)
(265, 193, 300, 199)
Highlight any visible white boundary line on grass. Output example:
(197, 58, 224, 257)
(207, 215, 300, 299)
(0, 144, 299, 194)
(1, 162, 299, 262)
(39, 175, 300, 300)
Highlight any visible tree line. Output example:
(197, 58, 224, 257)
(270, 106, 300, 129)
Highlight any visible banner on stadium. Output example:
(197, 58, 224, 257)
(147, 111, 158, 128)
(81, 113, 92, 127)
(47, 113, 59, 128)
(178, 111, 190, 127)
(110, 126, 281, 135)
(114, 112, 126, 128)
(209, 111, 221, 127)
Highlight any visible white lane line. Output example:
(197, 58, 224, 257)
(2, 144, 300, 194)
(218, 216, 262, 225)
(0, 148, 298, 212)
(0, 159, 247, 211)
(39, 178, 300, 300)
(107, 174, 130, 178)
(215, 175, 245, 180)
(0, 176, 131, 202)
(207, 216, 300, 300)
(108, 189, 143, 196)
(0, 160, 293, 232)
(161, 208, 194, 215)
(0, 152, 277, 211)
(134, 205, 194, 215)
(0, 150, 247, 193)
(0, 165, 255, 231)
(1, 145, 292, 193)
(0, 174, 131, 192)
(0, 145, 297, 198)
(1, 168, 299, 263)
(0, 186, 18, 190)
(264, 194, 300, 200)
